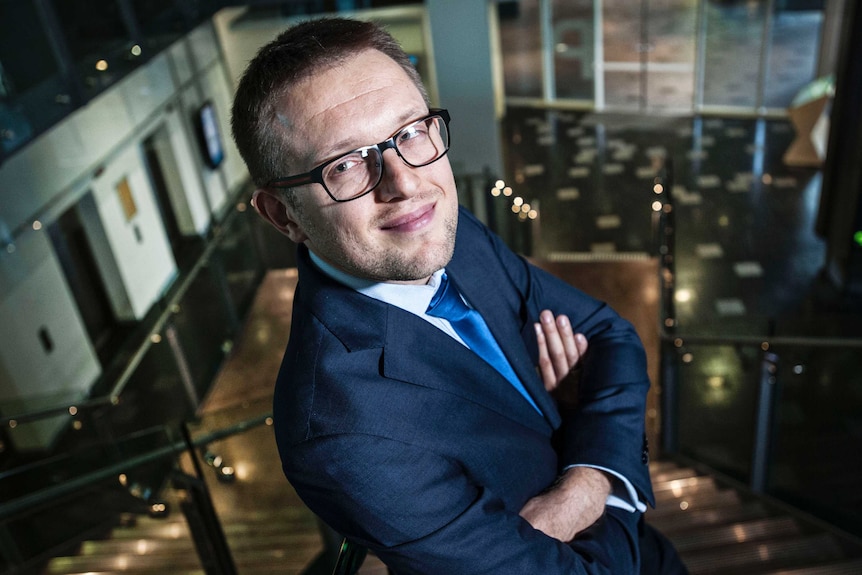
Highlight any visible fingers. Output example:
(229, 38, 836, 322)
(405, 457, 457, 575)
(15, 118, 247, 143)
(535, 323, 557, 391)
(535, 310, 588, 391)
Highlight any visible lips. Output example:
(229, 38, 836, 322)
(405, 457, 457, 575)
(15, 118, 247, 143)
(379, 203, 435, 233)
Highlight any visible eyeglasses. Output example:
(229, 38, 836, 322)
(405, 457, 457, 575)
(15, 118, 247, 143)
(266, 109, 450, 202)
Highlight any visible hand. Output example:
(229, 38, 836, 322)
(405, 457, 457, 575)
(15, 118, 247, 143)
(519, 467, 611, 543)
(535, 310, 588, 404)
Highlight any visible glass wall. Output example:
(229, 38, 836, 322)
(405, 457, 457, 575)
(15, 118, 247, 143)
(498, 0, 826, 116)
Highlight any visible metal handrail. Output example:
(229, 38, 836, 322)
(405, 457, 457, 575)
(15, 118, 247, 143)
(0, 199, 250, 427)
(660, 330, 862, 348)
(0, 412, 272, 521)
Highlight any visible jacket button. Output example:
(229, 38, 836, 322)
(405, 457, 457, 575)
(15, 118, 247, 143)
(642, 436, 650, 465)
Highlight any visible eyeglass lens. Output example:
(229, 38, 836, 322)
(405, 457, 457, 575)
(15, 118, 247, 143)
(322, 115, 449, 201)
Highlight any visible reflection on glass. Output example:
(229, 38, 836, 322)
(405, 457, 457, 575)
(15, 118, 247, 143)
(498, 0, 543, 99)
(769, 346, 862, 534)
(763, 4, 823, 108)
(677, 343, 759, 481)
(702, 1, 767, 109)
(552, 0, 594, 101)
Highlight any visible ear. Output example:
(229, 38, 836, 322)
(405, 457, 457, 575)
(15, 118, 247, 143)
(251, 188, 309, 243)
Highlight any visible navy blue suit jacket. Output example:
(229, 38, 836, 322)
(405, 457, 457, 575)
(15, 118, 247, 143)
(273, 207, 654, 573)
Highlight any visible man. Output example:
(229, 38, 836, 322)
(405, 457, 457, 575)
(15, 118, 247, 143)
(231, 17, 685, 574)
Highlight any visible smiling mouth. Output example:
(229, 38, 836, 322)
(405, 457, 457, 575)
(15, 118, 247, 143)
(380, 203, 435, 233)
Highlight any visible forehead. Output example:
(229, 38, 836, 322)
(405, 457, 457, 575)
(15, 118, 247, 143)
(276, 49, 427, 164)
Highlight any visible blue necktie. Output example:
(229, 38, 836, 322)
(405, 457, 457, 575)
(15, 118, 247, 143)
(427, 273, 541, 413)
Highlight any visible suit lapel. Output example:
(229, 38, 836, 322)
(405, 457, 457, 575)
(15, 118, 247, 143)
(381, 307, 552, 434)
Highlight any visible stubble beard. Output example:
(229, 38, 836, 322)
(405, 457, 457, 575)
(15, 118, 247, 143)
(370, 212, 458, 282)
(303, 198, 459, 283)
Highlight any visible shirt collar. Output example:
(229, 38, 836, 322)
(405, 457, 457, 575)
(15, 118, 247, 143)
(308, 250, 445, 316)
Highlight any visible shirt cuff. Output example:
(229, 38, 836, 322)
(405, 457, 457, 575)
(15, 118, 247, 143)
(566, 464, 647, 513)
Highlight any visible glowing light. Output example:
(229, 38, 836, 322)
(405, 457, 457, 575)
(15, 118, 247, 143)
(265, 417, 274, 426)
(68, 406, 78, 416)
(511, 205, 520, 214)
(682, 353, 693, 363)
(32, 220, 42, 230)
(72, 421, 83, 430)
(679, 501, 689, 510)
(8, 420, 16, 429)
(490, 187, 501, 197)
(96, 60, 109, 72)
(521, 204, 531, 213)
(119, 474, 128, 486)
(707, 376, 724, 389)
(674, 289, 692, 303)
(513, 197, 523, 206)
(131, 45, 142, 57)
(652, 201, 662, 212)
(718, 215, 729, 227)
(653, 184, 663, 194)
(528, 210, 538, 219)
(136, 539, 149, 554)
(854, 231, 862, 246)
(495, 180, 505, 189)
(150, 334, 162, 344)
(503, 186, 513, 196)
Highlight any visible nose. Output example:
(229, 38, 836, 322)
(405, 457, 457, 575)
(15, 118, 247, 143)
(374, 147, 422, 202)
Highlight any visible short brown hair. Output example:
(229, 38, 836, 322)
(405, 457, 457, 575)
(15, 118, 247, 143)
(231, 17, 429, 188)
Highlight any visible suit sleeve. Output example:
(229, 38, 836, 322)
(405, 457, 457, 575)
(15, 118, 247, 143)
(462, 210, 653, 505)
(284, 433, 641, 575)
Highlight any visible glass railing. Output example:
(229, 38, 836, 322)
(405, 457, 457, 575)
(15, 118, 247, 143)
(656, 159, 862, 538)
(0, 187, 278, 573)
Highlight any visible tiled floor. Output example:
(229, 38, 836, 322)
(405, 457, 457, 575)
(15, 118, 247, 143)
(498, 105, 862, 338)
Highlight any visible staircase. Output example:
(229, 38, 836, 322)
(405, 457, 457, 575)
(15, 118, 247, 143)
(38, 460, 862, 575)
(42, 506, 326, 575)
(647, 461, 862, 575)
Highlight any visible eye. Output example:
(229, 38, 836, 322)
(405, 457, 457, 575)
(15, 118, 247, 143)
(329, 151, 367, 176)
(398, 124, 429, 145)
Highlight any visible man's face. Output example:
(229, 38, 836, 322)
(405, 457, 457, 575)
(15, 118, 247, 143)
(262, 49, 459, 285)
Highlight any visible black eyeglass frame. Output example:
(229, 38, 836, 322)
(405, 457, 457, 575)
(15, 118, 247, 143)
(265, 108, 451, 202)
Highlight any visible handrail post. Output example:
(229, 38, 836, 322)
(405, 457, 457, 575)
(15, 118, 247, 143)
(657, 157, 678, 456)
(751, 349, 779, 494)
(173, 424, 238, 575)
